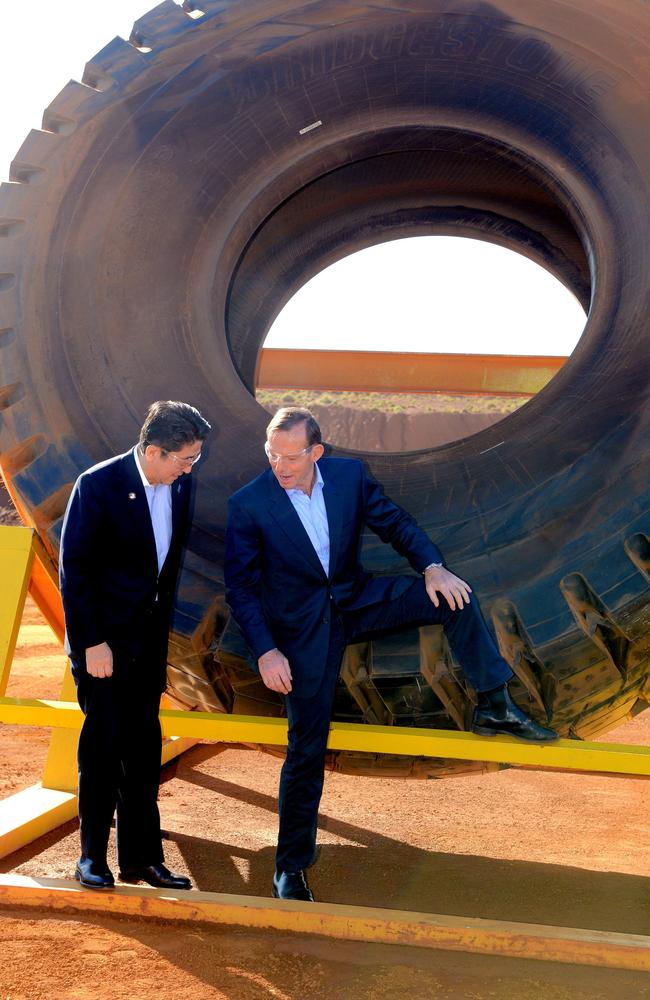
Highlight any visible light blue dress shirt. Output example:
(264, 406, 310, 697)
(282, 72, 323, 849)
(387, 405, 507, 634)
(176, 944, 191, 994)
(133, 448, 172, 574)
(286, 462, 330, 576)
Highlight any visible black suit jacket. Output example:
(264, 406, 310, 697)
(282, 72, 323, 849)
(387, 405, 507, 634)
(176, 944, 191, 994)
(59, 448, 191, 678)
(224, 456, 442, 697)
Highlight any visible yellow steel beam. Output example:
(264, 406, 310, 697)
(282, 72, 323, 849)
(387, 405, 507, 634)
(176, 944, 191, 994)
(0, 786, 77, 860)
(2, 699, 649, 777)
(257, 348, 567, 396)
(324, 721, 650, 776)
(0, 875, 648, 972)
(0, 525, 75, 791)
(0, 498, 65, 643)
(41, 661, 79, 793)
(0, 526, 34, 696)
(28, 533, 65, 644)
(0, 698, 81, 727)
(0, 735, 197, 860)
(161, 736, 198, 766)
(0, 529, 199, 857)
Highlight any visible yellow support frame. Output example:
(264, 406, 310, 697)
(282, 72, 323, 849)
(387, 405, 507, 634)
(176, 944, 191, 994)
(1, 698, 650, 775)
(2, 524, 650, 969)
(0, 526, 33, 697)
(1, 527, 649, 851)
(0, 525, 195, 859)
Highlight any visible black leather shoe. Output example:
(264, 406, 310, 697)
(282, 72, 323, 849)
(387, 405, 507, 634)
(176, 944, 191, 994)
(272, 869, 314, 901)
(118, 863, 192, 890)
(472, 685, 558, 742)
(75, 857, 114, 890)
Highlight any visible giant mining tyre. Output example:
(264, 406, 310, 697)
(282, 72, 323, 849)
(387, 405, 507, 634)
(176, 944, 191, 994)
(1, 0, 649, 778)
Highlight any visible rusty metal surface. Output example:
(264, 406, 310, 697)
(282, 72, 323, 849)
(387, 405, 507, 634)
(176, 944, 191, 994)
(257, 349, 566, 395)
(0, 0, 649, 775)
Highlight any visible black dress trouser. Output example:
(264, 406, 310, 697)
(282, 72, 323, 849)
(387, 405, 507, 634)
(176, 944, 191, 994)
(74, 625, 167, 871)
(276, 577, 513, 873)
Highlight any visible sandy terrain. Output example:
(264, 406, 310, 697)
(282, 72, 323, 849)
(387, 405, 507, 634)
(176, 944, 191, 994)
(0, 599, 649, 999)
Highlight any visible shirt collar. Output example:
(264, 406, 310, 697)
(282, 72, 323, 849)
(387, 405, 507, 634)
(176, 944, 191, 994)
(133, 446, 154, 488)
(287, 461, 324, 497)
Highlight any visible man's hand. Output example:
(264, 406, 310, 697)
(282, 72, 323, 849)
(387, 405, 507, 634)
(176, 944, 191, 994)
(258, 648, 293, 694)
(424, 565, 472, 610)
(85, 641, 113, 678)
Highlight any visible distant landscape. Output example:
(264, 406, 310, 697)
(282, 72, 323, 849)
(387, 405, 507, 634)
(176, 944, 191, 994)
(256, 388, 523, 415)
(257, 388, 523, 451)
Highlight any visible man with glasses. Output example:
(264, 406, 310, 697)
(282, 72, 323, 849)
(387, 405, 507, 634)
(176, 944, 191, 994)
(224, 406, 556, 902)
(60, 400, 210, 890)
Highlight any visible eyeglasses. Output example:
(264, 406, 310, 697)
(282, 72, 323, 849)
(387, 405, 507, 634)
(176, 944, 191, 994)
(264, 442, 313, 464)
(162, 449, 202, 468)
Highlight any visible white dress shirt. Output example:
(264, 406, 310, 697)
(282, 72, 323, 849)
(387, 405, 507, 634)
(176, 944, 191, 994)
(286, 462, 330, 576)
(133, 448, 172, 574)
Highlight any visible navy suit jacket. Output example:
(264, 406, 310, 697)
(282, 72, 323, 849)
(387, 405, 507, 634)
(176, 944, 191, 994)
(224, 455, 442, 697)
(59, 448, 191, 679)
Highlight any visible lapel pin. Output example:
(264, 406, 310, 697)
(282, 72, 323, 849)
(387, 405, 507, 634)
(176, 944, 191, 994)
(128, 492, 136, 499)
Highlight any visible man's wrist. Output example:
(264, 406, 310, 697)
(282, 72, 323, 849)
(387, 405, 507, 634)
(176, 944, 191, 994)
(423, 562, 443, 574)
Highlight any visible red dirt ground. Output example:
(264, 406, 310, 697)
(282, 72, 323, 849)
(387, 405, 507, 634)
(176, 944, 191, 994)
(1, 599, 649, 999)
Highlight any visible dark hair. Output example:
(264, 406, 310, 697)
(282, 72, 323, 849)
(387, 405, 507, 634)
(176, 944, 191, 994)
(139, 400, 211, 452)
(266, 406, 321, 446)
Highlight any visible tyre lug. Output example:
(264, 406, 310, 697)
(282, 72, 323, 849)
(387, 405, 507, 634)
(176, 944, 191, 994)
(561, 573, 630, 679)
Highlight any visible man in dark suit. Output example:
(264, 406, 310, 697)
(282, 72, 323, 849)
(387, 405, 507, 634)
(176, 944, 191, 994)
(225, 407, 556, 902)
(60, 400, 210, 890)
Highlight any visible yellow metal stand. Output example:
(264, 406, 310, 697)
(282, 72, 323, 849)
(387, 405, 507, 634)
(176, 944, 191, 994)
(1, 521, 650, 859)
(0, 525, 195, 859)
(0, 526, 33, 697)
(2, 698, 650, 776)
(0, 525, 77, 856)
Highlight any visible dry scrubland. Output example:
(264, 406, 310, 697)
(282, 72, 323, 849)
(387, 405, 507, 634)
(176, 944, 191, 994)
(257, 389, 520, 450)
(256, 388, 522, 415)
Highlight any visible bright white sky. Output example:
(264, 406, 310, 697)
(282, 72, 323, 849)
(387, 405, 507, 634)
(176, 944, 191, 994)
(266, 238, 586, 356)
(1, 1, 586, 357)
